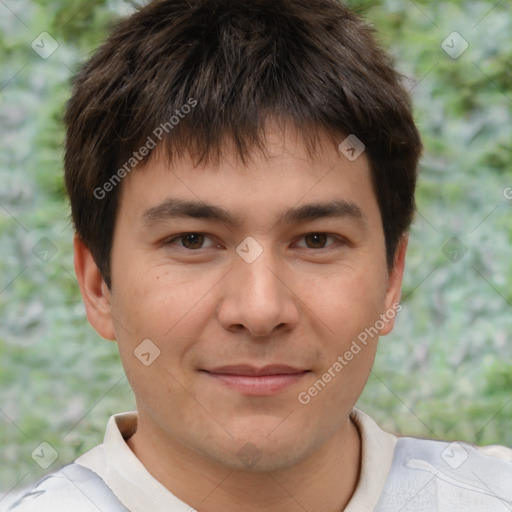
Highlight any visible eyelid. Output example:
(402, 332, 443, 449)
(163, 233, 217, 252)
(293, 233, 342, 250)
(162, 231, 350, 253)
(163, 231, 350, 252)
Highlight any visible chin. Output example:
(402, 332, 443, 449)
(211, 425, 315, 472)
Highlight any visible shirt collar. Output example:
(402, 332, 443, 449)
(78, 408, 397, 512)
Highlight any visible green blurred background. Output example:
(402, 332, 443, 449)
(0, 0, 511, 504)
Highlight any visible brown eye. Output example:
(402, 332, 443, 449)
(303, 233, 329, 249)
(180, 233, 205, 249)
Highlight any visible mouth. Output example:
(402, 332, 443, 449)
(200, 365, 310, 396)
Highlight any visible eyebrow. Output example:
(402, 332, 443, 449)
(142, 197, 365, 228)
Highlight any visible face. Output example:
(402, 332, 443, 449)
(77, 123, 405, 472)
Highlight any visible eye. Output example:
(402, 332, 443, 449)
(165, 233, 216, 250)
(295, 233, 340, 250)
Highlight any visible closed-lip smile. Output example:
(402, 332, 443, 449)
(201, 365, 310, 395)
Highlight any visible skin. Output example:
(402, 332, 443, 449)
(75, 122, 407, 512)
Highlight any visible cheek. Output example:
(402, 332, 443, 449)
(305, 267, 387, 338)
(112, 264, 212, 337)
(304, 275, 384, 409)
(109, 268, 211, 411)
(110, 264, 225, 387)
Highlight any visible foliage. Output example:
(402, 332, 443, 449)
(0, 0, 511, 500)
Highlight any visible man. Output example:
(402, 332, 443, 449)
(9, 0, 512, 510)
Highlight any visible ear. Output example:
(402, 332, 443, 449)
(73, 235, 116, 341)
(379, 234, 408, 336)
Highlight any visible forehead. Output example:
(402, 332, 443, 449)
(117, 123, 379, 230)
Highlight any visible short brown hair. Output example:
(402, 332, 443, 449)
(64, 0, 422, 289)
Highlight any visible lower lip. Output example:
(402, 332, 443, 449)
(202, 371, 308, 396)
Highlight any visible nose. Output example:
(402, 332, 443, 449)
(217, 247, 300, 338)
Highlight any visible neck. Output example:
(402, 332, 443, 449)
(127, 415, 361, 512)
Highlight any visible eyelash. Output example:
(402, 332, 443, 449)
(164, 232, 346, 252)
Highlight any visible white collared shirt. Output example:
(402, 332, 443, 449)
(7, 409, 512, 511)
(74, 408, 397, 512)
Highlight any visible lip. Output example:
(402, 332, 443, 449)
(201, 365, 310, 396)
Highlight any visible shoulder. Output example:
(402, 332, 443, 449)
(376, 436, 512, 511)
(7, 463, 128, 512)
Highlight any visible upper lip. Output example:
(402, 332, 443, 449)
(204, 365, 308, 376)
